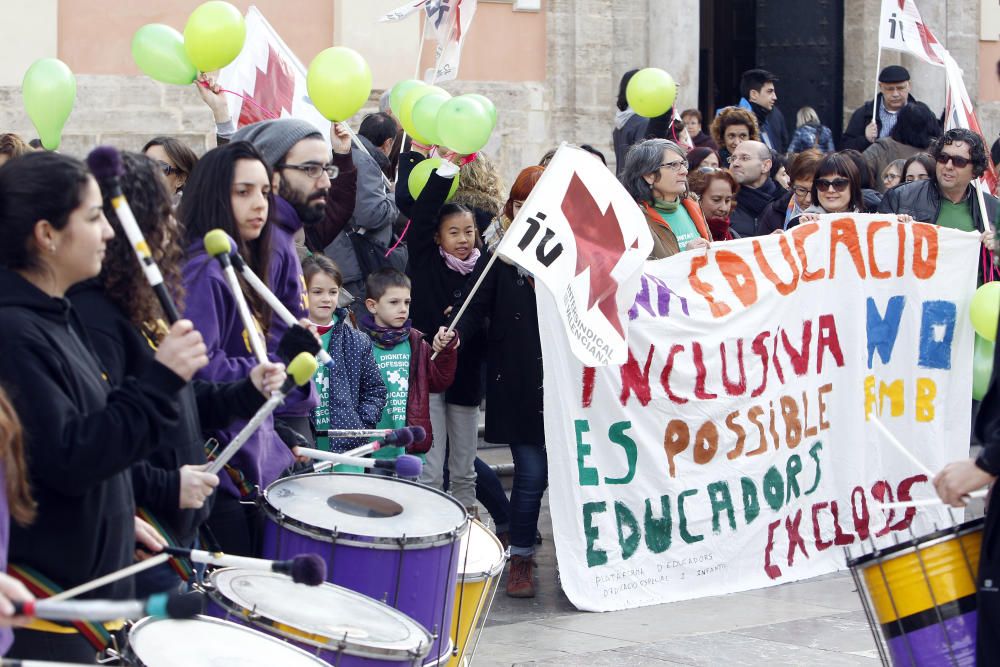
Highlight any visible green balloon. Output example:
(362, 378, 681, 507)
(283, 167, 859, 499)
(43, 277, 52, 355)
(183, 1, 246, 72)
(408, 157, 460, 201)
(400, 85, 447, 145)
(465, 93, 497, 128)
(22, 58, 76, 151)
(307, 47, 372, 121)
(390, 79, 424, 118)
(436, 95, 493, 154)
(132, 24, 197, 85)
(970, 281, 1000, 342)
(974, 334, 995, 401)
(626, 67, 677, 118)
(412, 93, 450, 148)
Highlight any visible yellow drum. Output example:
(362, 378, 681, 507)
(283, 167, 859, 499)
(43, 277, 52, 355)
(448, 520, 505, 667)
(847, 518, 983, 666)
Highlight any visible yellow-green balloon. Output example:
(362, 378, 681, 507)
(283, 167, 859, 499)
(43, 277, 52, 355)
(22, 58, 76, 151)
(132, 24, 198, 85)
(970, 281, 1000, 342)
(390, 79, 425, 117)
(411, 93, 450, 148)
(183, 1, 246, 72)
(974, 334, 994, 400)
(465, 93, 497, 128)
(408, 157, 460, 201)
(399, 85, 448, 145)
(626, 67, 677, 118)
(307, 47, 372, 122)
(437, 95, 493, 154)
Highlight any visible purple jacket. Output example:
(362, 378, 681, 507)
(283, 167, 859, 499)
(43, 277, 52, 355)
(269, 197, 318, 419)
(182, 245, 293, 497)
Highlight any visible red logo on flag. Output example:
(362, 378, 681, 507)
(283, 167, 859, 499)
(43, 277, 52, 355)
(239, 45, 296, 126)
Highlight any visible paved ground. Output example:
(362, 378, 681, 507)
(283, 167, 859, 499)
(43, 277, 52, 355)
(468, 446, 984, 667)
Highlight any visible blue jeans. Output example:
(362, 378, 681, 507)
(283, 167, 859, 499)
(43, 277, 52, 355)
(474, 457, 510, 532)
(509, 444, 547, 557)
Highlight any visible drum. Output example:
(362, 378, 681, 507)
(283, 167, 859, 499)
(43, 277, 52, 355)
(260, 473, 469, 665)
(448, 520, 506, 667)
(847, 518, 983, 666)
(203, 568, 432, 665)
(123, 615, 329, 666)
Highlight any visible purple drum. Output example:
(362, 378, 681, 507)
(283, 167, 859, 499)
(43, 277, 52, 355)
(203, 568, 432, 665)
(260, 473, 468, 665)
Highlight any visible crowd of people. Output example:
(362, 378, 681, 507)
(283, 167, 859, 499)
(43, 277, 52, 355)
(0, 59, 999, 663)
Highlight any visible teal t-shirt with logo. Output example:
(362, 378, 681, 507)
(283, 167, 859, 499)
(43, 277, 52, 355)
(372, 340, 411, 460)
(654, 199, 701, 249)
(311, 325, 335, 452)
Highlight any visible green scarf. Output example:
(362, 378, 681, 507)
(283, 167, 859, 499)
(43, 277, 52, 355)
(654, 197, 680, 214)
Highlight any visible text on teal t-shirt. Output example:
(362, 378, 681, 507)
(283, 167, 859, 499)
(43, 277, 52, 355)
(655, 200, 701, 249)
(372, 339, 411, 460)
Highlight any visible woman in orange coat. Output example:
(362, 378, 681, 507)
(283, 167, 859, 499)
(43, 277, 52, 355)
(619, 138, 711, 259)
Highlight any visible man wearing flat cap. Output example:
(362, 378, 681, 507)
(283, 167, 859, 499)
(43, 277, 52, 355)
(841, 65, 917, 152)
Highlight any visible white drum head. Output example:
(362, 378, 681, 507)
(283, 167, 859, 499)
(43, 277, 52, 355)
(128, 616, 328, 666)
(264, 473, 467, 546)
(210, 568, 431, 659)
(457, 520, 506, 581)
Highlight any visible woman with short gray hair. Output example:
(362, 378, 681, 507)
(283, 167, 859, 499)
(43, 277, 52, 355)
(619, 139, 711, 259)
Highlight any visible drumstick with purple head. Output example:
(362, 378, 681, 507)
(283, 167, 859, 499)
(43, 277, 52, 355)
(204, 229, 269, 365)
(316, 426, 425, 447)
(157, 546, 326, 586)
(86, 146, 181, 323)
(296, 447, 423, 479)
(213, 231, 335, 369)
(206, 352, 318, 475)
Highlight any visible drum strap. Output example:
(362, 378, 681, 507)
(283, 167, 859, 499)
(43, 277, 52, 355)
(135, 507, 194, 582)
(7, 563, 116, 651)
(205, 440, 255, 498)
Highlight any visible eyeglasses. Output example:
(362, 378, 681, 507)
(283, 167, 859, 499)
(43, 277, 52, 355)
(277, 162, 340, 180)
(727, 154, 757, 164)
(659, 160, 688, 173)
(792, 185, 811, 197)
(698, 166, 719, 174)
(816, 177, 850, 192)
(935, 153, 972, 169)
(154, 160, 180, 177)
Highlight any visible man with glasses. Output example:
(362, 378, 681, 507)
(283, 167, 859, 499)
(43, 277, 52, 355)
(728, 140, 786, 237)
(842, 66, 917, 152)
(233, 117, 359, 446)
(879, 128, 998, 244)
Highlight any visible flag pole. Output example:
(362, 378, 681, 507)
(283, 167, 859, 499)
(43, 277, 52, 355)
(871, 47, 882, 125)
(430, 251, 501, 360)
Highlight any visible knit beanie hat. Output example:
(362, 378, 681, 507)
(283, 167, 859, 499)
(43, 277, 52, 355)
(231, 119, 324, 168)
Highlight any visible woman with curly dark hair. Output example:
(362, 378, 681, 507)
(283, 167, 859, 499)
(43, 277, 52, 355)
(710, 106, 760, 165)
(68, 152, 287, 592)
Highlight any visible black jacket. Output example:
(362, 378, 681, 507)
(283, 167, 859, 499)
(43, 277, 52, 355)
(456, 258, 544, 446)
(68, 282, 264, 547)
(758, 190, 796, 235)
(841, 93, 917, 152)
(731, 178, 786, 238)
(401, 151, 487, 407)
(877, 179, 999, 232)
(0, 269, 183, 598)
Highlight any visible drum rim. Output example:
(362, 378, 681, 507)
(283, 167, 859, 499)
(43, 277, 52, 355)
(200, 569, 433, 660)
(846, 517, 985, 568)
(458, 520, 507, 582)
(126, 614, 330, 665)
(261, 472, 470, 549)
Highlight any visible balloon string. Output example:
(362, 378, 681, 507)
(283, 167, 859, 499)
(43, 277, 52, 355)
(386, 219, 411, 258)
(197, 81, 280, 120)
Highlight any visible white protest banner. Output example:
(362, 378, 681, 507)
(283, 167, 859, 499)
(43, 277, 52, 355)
(217, 6, 330, 141)
(380, 0, 478, 82)
(496, 145, 652, 367)
(878, 0, 946, 65)
(542, 215, 979, 611)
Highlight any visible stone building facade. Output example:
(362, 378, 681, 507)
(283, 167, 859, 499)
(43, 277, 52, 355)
(0, 1, 998, 184)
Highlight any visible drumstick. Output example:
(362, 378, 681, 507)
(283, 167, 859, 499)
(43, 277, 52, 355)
(869, 416, 936, 478)
(204, 230, 268, 365)
(205, 352, 318, 475)
(46, 554, 170, 602)
(317, 426, 422, 446)
(296, 447, 422, 478)
(158, 547, 325, 586)
(222, 242, 334, 369)
(311, 441, 381, 473)
(877, 488, 988, 510)
(87, 146, 182, 323)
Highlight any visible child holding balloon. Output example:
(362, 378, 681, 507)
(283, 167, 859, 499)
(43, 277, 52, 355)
(399, 147, 489, 514)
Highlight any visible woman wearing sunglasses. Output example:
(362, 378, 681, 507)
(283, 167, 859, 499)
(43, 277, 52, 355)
(792, 153, 866, 225)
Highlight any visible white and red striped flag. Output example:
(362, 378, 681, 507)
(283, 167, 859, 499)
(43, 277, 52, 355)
(380, 0, 478, 83)
(216, 6, 330, 140)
